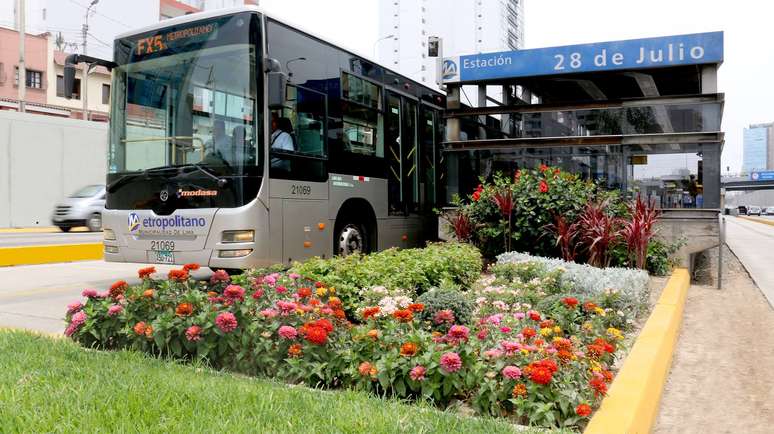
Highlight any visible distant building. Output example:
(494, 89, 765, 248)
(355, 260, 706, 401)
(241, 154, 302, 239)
(743, 122, 774, 174)
(377, 0, 525, 87)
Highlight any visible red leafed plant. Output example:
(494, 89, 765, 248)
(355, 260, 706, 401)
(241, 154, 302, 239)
(492, 187, 515, 252)
(544, 214, 581, 262)
(577, 200, 620, 268)
(619, 194, 661, 269)
(447, 210, 474, 242)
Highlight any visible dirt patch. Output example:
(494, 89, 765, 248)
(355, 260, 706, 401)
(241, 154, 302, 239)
(653, 246, 774, 433)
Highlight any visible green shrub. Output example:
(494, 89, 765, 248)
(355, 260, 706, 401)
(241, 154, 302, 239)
(416, 287, 474, 327)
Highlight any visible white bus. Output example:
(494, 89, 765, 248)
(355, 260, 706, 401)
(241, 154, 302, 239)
(64, 6, 446, 271)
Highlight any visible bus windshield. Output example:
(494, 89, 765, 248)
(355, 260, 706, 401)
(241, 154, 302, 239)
(109, 43, 257, 176)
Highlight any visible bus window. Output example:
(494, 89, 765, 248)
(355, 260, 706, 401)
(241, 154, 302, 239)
(386, 92, 402, 214)
(419, 106, 437, 208)
(402, 98, 418, 212)
(270, 85, 327, 181)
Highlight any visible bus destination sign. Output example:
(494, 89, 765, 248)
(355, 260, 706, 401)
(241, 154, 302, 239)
(135, 23, 217, 56)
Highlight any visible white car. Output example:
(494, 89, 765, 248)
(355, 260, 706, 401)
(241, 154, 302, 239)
(51, 185, 106, 232)
(765, 207, 774, 216)
(748, 206, 762, 216)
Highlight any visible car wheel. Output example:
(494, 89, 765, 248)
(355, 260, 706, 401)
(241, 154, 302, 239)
(335, 222, 369, 256)
(57, 226, 71, 233)
(87, 213, 102, 232)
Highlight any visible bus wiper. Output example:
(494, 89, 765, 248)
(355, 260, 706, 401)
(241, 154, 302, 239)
(178, 163, 228, 187)
(106, 166, 178, 193)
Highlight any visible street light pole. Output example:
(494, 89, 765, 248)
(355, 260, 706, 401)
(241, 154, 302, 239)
(17, 0, 25, 113)
(373, 34, 395, 59)
(81, 0, 99, 121)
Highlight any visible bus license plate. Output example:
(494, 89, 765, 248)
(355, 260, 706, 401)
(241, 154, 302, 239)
(149, 250, 174, 264)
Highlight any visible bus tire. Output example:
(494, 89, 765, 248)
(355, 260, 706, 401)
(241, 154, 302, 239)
(334, 221, 369, 257)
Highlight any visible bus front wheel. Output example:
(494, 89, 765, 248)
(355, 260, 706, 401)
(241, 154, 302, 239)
(336, 222, 368, 256)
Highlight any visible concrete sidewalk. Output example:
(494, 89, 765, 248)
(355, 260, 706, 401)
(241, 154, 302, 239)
(723, 216, 774, 309)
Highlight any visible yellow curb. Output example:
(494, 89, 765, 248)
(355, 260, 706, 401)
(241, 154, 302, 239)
(739, 216, 774, 227)
(0, 243, 103, 267)
(0, 226, 93, 233)
(584, 268, 690, 434)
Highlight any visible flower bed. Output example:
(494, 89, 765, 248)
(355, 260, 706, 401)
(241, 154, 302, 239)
(63, 246, 643, 430)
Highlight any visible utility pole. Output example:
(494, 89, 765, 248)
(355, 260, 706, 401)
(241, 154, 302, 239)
(17, 0, 26, 113)
(81, 0, 99, 121)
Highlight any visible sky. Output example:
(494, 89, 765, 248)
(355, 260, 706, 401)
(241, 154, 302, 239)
(257, 0, 774, 174)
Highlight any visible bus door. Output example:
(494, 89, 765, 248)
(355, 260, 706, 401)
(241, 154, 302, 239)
(385, 90, 419, 215)
(419, 104, 442, 211)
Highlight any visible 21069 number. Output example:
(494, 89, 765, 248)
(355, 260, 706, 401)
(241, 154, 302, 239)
(150, 240, 175, 251)
(291, 185, 311, 195)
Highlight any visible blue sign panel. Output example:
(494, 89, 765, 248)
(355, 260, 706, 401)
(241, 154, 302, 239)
(442, 31, 723, 83)
(750, 171, 774, 182)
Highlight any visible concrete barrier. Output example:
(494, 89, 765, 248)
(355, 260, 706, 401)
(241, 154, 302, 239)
(584, 268, 690, 434)
(0, 243, 103, 267)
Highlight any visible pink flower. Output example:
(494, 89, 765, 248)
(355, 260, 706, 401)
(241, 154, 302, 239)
(320, 307, 334, 315)
(66, 301, 83, 314)
(439, 352, 462, 373)
(252, 289, 264, 299)
(433, 309, 455, 325)
(210, 269, 230, 284)
(278, 325, 298, 340)
(81, 288, 98, 298)
(223, 285, 246, 301)
(71, 311, 87, 327)
(501, 341, 522, 355)
(107, 304, 123, 316)
(486, 314, 504, 325)
(215, 312, 238, 333)
(409, 365, 426, 381)
(276, 300, 297, 315)
(264, 274, 277, 287)
(477, 328, 489, 340)
(514, 312, 526, 320)
(502, 365, 522, 379)
(483, 348, 504, 359)
(546, 347, 558, 354)
(447, 325, 470, 341)
(185, 325, 202, 341)
(260, 309, 278, 319)
(289, 273, 301, 280)
(500, 326, 512, 333)
(275, 285, 288, 294)
(64, 323, 78, 337)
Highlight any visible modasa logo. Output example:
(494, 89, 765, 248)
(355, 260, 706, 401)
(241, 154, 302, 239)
(128, 213, 140, 233)
(442, 59, 458, 80)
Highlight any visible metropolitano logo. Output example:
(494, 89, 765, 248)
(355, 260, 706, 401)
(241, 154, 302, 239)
(127, 212, 140, 233)
(442, 59, 458, 81)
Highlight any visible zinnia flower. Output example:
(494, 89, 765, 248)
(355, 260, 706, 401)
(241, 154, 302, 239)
(288, 343, 303, 358)
(392, 309, 413, 322)
(512, 383, 527, 397)
(528, 311, 541, 321)
(407, 303, 425, 313)
(224, 285, 246, 301)
(409, 365, 426, 381)
(138, 266, 156, 279)
(539, 180, 549, 193)
(502, 365, 522, 379)
(182, 263, 200, 272)
(276, 300, 297, 315)
(367, 329, 379, 340)
(252, 289, 264, 299)
(447, 325, 470, 342)
(168, 269, 189, 281)
(433, 309, 455, 325)
(260, 308, 278, 319)
(302, 325, 328, 345)
(439, 352, 462, 373)
(109, 280, 128, 299)
(210, 269, 230, 284)
(362, 306, 380, 320)
(522, 327, 536, 339)
(278, 325, 298, 340)
(142, 289, 154, 298)
(275, 285, 288, 294)
(562, 297, 579, 308)
(215, 312, 238, 333)
(400, 342, 419, 357)
(185, 325, 202, 341)
(66, 301, 83, 314)
(590, 375, 608, 397)
(176, 303, 193, 317)
(133, 321, 147, 336)
(81, 288, 98, 298)
(288, 273, 300, 280)
(71, 311, 87, 327)
(297, 287, 312, 298)
(358, 361, 376, 377)
(576, 403, 592, 417)
(107, 304, 123, 316)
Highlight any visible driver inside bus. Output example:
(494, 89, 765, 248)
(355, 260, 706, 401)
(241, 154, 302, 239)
(203, 119, 232, 165)
(270, 112, 295, 151)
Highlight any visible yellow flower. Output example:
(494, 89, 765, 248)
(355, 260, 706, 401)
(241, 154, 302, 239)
(552, 326, 562, 334)
(540, 327, 552, 337)
(582, 322, 593, 331)
(590, 360, 602, 372)
(316, 287, 327, 297)
(595, 307, 606, 316)
(521, 349, 529, 355)
(607, 327, 624, 340)
(329, 287, 336, 294)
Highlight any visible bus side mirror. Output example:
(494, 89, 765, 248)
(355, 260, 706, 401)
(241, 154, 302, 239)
(268, 71, 287, 110)
(63, 55, 78, 99)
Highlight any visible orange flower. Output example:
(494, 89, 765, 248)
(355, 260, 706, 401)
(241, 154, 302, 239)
(400, 342, 419, 357)
(168, 269, 189, 281)
(328, 297, 343, 309)
(144, 324, 153, 338)
(333, 309, 347, 319)
(512, 383, 527, 397)
(288, 343, 303, 358)
(309, 299, 321, 307)
(133, 322, 146, 335)
(362, 306, 380, 320)
(392, 309, 413, 322)
(175, 303, 193, 317)
(207, 291, 218, 298)
(142, 289, 154, 298)
(358, 361, 373, 377)
(367, 329, 379, 340)
(407, 303, 425, 313)
(138, 267, 156, 279)
(182, 263, 200, 271)
(109, 280, 128, 298)
(297, 287, 312, 298)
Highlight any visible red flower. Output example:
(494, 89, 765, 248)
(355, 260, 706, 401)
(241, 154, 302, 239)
(562, 297, 579, 308)
(539, 164, 549, 172)
(137, 267, 156, 279)
(168, 269, 189, 281)
(314, 281, 324, 288)
(297, 287, 312, 298)
(392, 309, 414, 322)
(302, 325, 329, 345)
(288, 343, 303, 358)
(590, 376, 608, 397)
(362, 306, 380, 320)
(182, 263, 200, 272)
(528, 311, 541, 322)
(593, 337, 615, 353)
(471, 184, 484, 202)
(576, 403, 592, 417)
(583, 301, 597, 312)
(521, 327, 536, 339)
(315, 318, 334, 333)
(185, 325, 202, 341)
(526, 359, 558, 385)
(109, 280, 128, 299)
(539, 319, 555, 329)
(215, 312, 238, 333)
(539, 180, 549, 193)
(407, 303, 425, 313)
(328, 297, 343, 309)
(223, 285, 246, 302)
(252, 289, 264, 299)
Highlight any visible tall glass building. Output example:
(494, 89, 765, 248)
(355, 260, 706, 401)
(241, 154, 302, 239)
(743, 123, 772, 174)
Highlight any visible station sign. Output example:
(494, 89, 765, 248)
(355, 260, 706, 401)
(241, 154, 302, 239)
(441, 31, 723, 83)
(750, 171, 774, 182)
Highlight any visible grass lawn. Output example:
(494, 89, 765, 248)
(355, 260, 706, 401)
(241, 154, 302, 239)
(0, 330, 560, 433)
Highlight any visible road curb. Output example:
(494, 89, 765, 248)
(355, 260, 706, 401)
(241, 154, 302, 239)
(0, 243, 103, 267)
(739, 216, 774, 227)
(584, 268, 690, 434)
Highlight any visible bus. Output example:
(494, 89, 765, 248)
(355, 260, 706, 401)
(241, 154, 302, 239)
(64, 6, 446, 271)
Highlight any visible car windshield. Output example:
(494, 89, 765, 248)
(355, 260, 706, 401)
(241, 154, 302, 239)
(70, 185, 104, 198)
(108, 43, 258, 177)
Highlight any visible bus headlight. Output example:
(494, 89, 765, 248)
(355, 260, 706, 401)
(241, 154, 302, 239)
(218, 249, 253, 258)
(104, 229, 116, 241)
(222, 230, 254, 243)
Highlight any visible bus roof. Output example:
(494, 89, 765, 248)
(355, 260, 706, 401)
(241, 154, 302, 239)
(114, 5, 444, 98)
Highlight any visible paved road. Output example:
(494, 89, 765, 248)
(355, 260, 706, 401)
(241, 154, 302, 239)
(0, 232, 103, 247)
(0, 261, 210, 334)
(724, 216, 774, 309)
